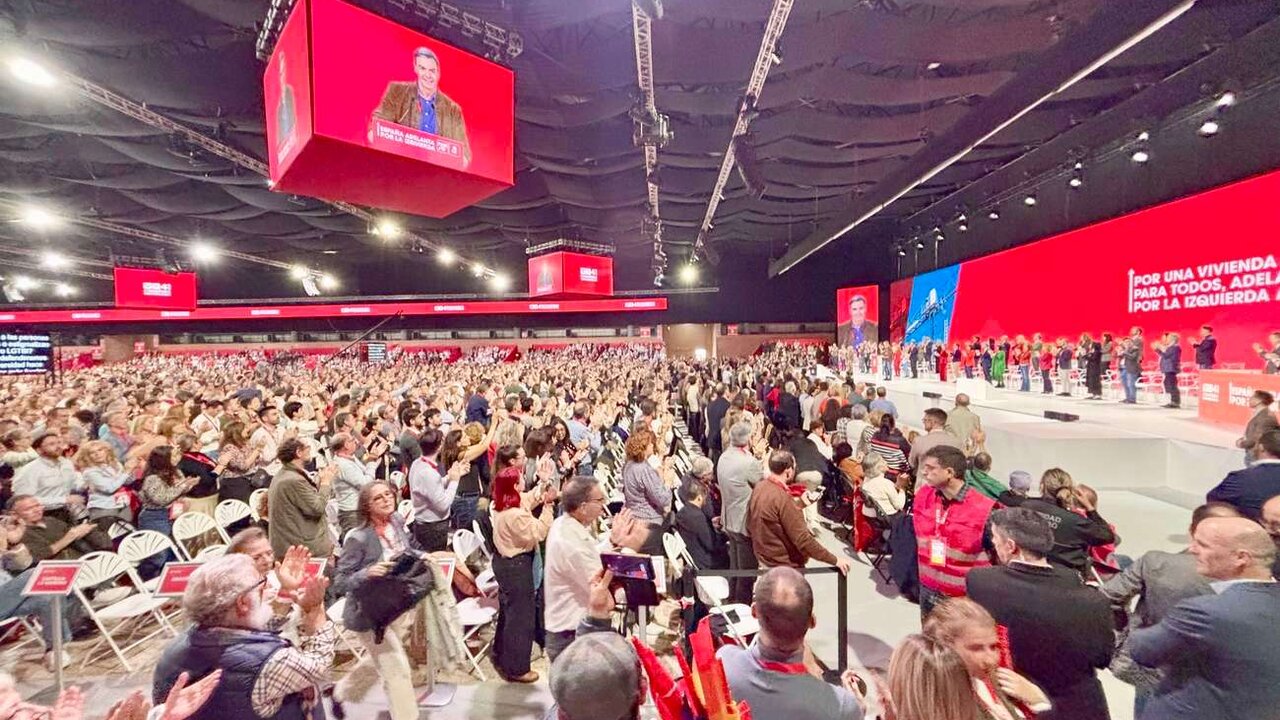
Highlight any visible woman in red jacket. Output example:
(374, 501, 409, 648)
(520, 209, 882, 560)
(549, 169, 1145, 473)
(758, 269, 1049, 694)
(1038, 346, 1055, 394)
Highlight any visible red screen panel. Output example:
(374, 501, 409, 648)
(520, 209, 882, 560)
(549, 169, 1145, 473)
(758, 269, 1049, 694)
(113, 268, 198, 310)
(264, 0, 314, 177)
(308, 0, 513, 186)
(835, 285, 879, 347)
(529, 252, 614, 297)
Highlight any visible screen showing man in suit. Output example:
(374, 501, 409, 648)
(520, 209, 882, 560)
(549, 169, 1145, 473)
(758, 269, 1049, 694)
(274, 55, 297, 153)
(836, 285, 880, 347)
(371, 47, 471, 167)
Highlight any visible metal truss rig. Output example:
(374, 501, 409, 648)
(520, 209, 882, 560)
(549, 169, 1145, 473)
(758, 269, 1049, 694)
(692, 0, 794, 261)
(631, 2, 668, 283)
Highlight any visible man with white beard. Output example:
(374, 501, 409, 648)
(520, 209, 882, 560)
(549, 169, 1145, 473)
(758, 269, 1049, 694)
(152, 553, 334, 719)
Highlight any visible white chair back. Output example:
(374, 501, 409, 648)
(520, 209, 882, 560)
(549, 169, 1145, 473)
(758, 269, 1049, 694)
(75, 551, 140, 590)
(452, 529, 482, 562)
(172, 512, 228, 559)
(214, 499, 253, 530)
(194, 544, 227, 561)
(398, 500, 415, 522)
(662, 532, 686, 575)
(118, 530, 180, 566)
(249, 489, 269, 521)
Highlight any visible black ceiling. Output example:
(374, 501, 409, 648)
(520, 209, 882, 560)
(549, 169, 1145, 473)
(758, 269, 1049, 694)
(1, 0, 1278, 303)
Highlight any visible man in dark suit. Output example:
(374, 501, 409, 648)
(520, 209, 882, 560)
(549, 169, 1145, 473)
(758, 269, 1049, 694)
(1192, 324, 1217, 370)
(1155, 332, 1183, 408)
(1236, 390, 1279, 466)
(776, 381, 802, 432)
(1207, 429, 1280, 520)
(705, 384, 730, 462)
(1129, 516, 1280, 720)
(966, 508, 1114, 720)
(676, 478, 727, 570)
(371, 46, 471, 165)
(843, 293, 878, 347)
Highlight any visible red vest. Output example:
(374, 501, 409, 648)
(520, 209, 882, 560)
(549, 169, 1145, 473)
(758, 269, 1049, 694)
(912, 484, 996, 596)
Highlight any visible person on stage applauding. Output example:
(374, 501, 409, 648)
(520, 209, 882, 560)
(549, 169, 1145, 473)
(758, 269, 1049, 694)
(1192, 325, 1217, 370)
(1254, 330, 1280, 374)
(1154, 333, 1182, 409)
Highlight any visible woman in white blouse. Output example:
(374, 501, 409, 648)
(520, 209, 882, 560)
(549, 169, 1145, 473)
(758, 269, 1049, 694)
(861, 453, 907, 518)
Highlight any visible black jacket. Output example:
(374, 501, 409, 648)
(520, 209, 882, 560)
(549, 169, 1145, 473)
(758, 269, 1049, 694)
(1205, 461, 1280, 520)
(1194, 335, 1217, 367)
(1006, 496, 1116, 574)
(777, 393, 802, 431)
(706, 397, 730, 449)
(967, 563, 1115, 720)
(675, 503, 727, 570)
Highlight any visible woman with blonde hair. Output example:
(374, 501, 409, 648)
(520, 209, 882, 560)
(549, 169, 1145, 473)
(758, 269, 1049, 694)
(1014, 468, 1115, 575)
(924, 598, 1052, 719)
(888, 634, 980, 720)
(75, 439, 141, 531)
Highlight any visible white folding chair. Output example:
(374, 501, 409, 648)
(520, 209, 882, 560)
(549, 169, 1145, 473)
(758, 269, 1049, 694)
(73, 551, 175, 672)
(194, 544, 227, 561)
(172, 512, 230, 560)
(0, 615, 46, 658)
(117, 530, 182, 591)
(452, 529, 498, 597)
(455, 595, 499, 681)
(214, 499, 253, 533)
(249, 488, 269, 522)
(664, 532, 758, 645)
(325, 598, 368, 661)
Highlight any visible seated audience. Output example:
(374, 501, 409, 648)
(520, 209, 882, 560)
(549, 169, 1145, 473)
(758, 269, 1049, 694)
(1128, 516, 1280, 720)
(1262, 494, 1280, 577)
(1004, 468, 1115, 575)
(867, 414, 912, 481)
(963, 452, 1006, 502)
(0, 508, 71, 669)
(675, 477, 727, 570)
(8, 494, 111, 561)
(12, 430, 82, 524)
(1206, 428, 1280, 519)
(861, 453, 906, 518)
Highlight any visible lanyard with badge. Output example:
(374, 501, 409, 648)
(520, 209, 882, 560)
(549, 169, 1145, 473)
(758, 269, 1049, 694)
(930, 503, 951, 567)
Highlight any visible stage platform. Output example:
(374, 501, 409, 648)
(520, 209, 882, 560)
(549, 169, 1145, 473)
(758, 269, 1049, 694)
(850, 374, 1242, 502)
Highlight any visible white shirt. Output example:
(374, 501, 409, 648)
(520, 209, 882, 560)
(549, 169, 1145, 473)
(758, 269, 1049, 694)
(408, 456, 456, 522)
(192, 413, 221, 453)
(250, 424, 285, 475)
(862, 474, 906, 517)
(544, 514, 610, 632)
(13, 456, 82, 509)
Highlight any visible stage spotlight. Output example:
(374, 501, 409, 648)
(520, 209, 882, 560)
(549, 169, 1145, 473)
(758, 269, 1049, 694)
(1, 283, 23, 303)
(1069, 176, 1083, 188)
(896, 246, 907, 257)
(1131, 149, 1150, 164)
(491, 273, 511, 291)
(1023, 195, 1037, 206)
(957, 223, 967, 233)
(41, 250, 68, 269)
(1216, 92, 1235, 108)
(769, 52, 782, 66)
(471, 262, 486, 277)
(1198, 119, 1220, 137)
(20, 205, 61, 230)
(933, 230, 944, 242)
(53, 283, 74, 297)
(437, 248, 455, 265)
(265, 178, 276, 189)
(191, 242, 219, 263)
(915, 239, 926, 250)
(1137, 131, 1150, 142)
(12, 276, 37, 291)
(318, 273, 338, 290)
(374, 219, 402, 239)
(321, 249, 338, 255)
(289, 265, 309, 280)
(987, 209, 1000, 220)
(7, 56, 57, 88)
(679, 264, 698, 284)
(926, 61, 941, 70)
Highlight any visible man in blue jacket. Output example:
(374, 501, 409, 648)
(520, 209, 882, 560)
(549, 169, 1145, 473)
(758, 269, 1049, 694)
(1155, 332, 1183, 408)
(1128, 516, 1280, 720)
(1192, 325, 1218, 370)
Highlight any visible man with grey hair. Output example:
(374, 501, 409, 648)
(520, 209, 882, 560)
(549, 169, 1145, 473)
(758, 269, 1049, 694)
(1129, 516, 1280, 720)
(544, 476, 648, 664)
(152, 553, 333, 720)
(777, 380, 802, 431)
(371, 46, 472, 164)
(717, 421, 765, 602)
(718, 567, 864, 719)
(330, 431, 387, 537)
(546, 569, 643, 720)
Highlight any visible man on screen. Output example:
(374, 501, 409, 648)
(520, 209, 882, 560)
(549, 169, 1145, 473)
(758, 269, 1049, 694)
(843, 293, 878, 346)
(371, 46, 472, 166)
(273, 55, 297, 153)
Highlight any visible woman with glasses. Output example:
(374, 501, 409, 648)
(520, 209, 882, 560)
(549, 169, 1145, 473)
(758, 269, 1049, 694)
(333, 481, 418, 720)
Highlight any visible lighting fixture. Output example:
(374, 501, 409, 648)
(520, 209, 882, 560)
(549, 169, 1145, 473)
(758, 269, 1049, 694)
(1198, 119, 1220, 137)
(933, 230, 944, 242)
(437, 248, 455, 265)
(265, 178, 276, 189)
(191, 242, 219, 262)
(7, 57, 57, 88)
(987, 209, 1000, 220)
(914, 239, 926, 250)
(321, 249, 338, 255)
(896, 246, 907, 257)
(926, 62, 942, 70)
(20, 205, 60, 230)
(374, 219, 402, 239)
(1023, 195, 1037, 206)
(289, 265, 309, 280)
(1131, 149, 1150, 164)
(12, 275, 37, 290)
(679, 264, 698, 284)
(957, 223, 967, 233)
(491, 273, 511, 291)
(769, 52, 782, 66)
(1216, 92, 1235, 108)
(1137, 131, 1150, 142)
(318, 273, 338, 290)
(471, 262, 486, 277)
(53, 283, 74, 297)
(41, 250, 68, 269)
(301, 276, 320, 297)
(1069, 176, 1083, 188)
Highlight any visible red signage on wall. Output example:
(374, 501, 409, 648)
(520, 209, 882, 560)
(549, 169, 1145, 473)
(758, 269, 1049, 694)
(114, 268, 198, 311)
(1197, 370, 1280, 427)
(0, 296, 667, 326)
(265, 0, 514, 218)
(527, 252, 615, 298)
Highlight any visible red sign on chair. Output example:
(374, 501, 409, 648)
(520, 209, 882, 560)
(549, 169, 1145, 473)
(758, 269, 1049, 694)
(154, 562, 203, 598)
(22, 561, 82, 596)
(304, 558, 327, 584)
